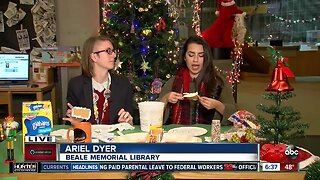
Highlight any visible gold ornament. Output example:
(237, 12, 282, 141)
(138, 7, 148, 12)
(142, 29, 152, 37)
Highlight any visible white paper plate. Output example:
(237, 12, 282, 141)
(91, 124, 117, 133)
(162, 133, 202, 143)
(167, 127, 207, 137)
(112, 132, 202, 143)
(112, 133, 147, 143)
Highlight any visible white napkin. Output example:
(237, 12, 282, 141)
(93, 132, 114, 143)
(114, 122, 135, 132)
(92, 123, 134, 142)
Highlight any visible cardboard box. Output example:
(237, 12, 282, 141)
(32, 62, 54, 84)
(22, 101, 53, 154)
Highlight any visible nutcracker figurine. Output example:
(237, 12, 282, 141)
(3, 116, 19, 164)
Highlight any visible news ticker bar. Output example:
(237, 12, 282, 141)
(10, 162, 260, 173)
(59, 153, 258, 162)
(10, 162, 299, 173)
(24, 140, 260, 162)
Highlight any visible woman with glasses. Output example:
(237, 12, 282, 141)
(63, 35, 134, 125)
(159, 36, 236, 125)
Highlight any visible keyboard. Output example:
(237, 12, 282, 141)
(0, 84, 29, 88)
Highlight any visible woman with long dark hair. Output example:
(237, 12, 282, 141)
(159, 35, 235, 125)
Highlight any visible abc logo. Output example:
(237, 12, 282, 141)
(285, 145, 299, 159)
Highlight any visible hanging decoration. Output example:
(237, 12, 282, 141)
(265, 46, 295, 92)
(142, 28, 152, 37)
(138, 7, 149, 12)
(130, 20, 135, 34)
(191, 0, 202, 36)
(151, 78, 163, 94)
(154, 17, 167, 31)
(114, 56, 123, 70)
(140, 56, 151, 73)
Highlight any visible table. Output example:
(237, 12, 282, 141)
(0, 84, 56, 122)
(0, 125, 306, 179)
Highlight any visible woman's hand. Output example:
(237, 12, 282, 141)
(198, 96, 225, 114)
(118, 108, 133, 125)
(162, 92, 184, 104)
(62, 103, 82, 125)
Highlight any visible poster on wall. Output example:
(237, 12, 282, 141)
(0, 11, 4, 32)
(16, 29, 30, 51)
(0, 0, 56, 52)
(31, 0, 56, 47)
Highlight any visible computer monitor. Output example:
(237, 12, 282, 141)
(0, 53, 30, 83)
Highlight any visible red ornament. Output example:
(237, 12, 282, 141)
(153, 17, 167, 31)
(266, 66, 294, 92)
(266, 57, 295, 92)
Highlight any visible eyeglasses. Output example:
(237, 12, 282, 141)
(93, 48, 118, 55)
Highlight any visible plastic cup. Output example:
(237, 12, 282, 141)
(138, 101, 165, 132)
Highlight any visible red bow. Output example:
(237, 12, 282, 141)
(277, 57, 295, 78)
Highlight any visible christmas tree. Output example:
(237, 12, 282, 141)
(255, 46, 308, 145)
(99, 0, 180, 103)
(305, 161, 320, 180)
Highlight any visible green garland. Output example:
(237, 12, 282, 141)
(305, 160, 320, 180)
(267, 46, 288, 66)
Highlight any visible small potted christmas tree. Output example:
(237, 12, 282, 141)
(255, 46, 308, 144)
(257, 47, 320, 169)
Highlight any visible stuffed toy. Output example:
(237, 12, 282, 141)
(202, 0, 246, 48)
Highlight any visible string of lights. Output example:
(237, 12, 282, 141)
(268, 11, 319, 24)
(191, 0, 203, 37)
